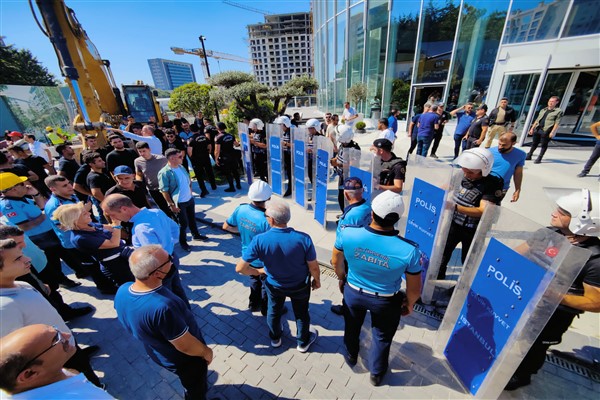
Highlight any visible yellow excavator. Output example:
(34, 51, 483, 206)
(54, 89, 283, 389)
(32, 0, 162, 146)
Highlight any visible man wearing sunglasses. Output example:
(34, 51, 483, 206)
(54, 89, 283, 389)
(115, 245, 213, 400)
(0, 324, 112, 398)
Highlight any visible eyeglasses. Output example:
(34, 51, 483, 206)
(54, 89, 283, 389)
(19, 326, 68, 374)
(150, 254, 173, 276)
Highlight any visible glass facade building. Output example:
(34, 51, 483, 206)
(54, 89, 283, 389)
(148, 59, 197, 91)
(312, 0, 600, 141)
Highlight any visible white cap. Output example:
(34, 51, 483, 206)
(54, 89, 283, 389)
(305, 118, 321, 130)
(545, 187, 600, 236)
(454, 147, 494, 177)
(249, 118, 264, 131)
(336, 125, 354, 144)
(372, 190, 404, 222)
(248, 180, 272, 202)
(274, 116, 291, 128)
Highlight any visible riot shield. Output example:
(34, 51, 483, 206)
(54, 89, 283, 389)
(348, 151, 377, 203)
(401, 154, 462, 303)
(266, 123, 284, 196)
(313, 135, 333, 227)
(432, 206, 591, 399)
(291, 126, 309, 209)
(340, 147, 363, 208)
(237, 122, 253, 186)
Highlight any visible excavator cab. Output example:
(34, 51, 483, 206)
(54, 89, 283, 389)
(122, 85, 163, 125)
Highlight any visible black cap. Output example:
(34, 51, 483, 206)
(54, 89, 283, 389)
(343, 177, 363, 190)
(478, 104, 488, 111)
(373, 138, 393, 151)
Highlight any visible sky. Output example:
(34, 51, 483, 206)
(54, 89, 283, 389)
(0, 0, 311, 87)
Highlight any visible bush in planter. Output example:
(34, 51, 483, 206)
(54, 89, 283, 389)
(355, 121, 366, 131)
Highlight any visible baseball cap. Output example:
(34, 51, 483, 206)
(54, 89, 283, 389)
(343, 177, 363, 191)
(113, 166, 134, 176)
(7, 131, 23, 138)
(477, 104, 488, 111)
(371, 190, 404, 223)
(0, 172, 28, 191)
(372, 138, 393, 151)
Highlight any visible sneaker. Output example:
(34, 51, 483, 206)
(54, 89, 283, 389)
(504, 374, 531, 391)
(200, 191, 209, 198)
(62, 305, 94, 321)
(224, 187, 236, 193)
(271, 337, 282, 348)
(344, 349, 357, 367)
(577, 172, 587, 178)
(430, 153, 438, 159)
(330, 304, 343, 315)
(236, 183, 242, 190)
(297, 328, 318, 353)
(59, 279, 81, 289)
(192, 234, 209, 241)
(370, 373, 384, 386)
(533, 159, 541, 164)
(525, 154, 532, 161)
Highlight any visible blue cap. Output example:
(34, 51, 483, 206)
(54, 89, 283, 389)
(113, 165, 134, 175)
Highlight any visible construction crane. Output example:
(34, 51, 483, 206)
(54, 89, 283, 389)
(170, 46, 257, 81)
(222, 0, 270, 16)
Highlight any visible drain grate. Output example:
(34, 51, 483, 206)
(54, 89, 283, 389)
(413, 303, 444, 320)
(546, 353, 600, 383)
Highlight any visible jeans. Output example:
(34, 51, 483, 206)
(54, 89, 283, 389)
(528, 129, 551, 160)
(438, 221, 477, 279)
(177, 198, 200, 245)
(416, 136, 433, 157)
(343, 284, 404, 376)
(264, 281, 311, 347)
(249, 274, 267, 308)
(581, 140, 600, 174)
(453, 134, 466, 158)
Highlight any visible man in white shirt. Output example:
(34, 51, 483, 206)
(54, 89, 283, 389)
(342, 102, 359, 127)
(107, 125, 163, 155)
(377, 118, 396, 145)
(24, 135, 52, 163)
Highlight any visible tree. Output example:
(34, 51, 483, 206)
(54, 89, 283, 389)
(268, 75, 318, 116)
(0, 44, 57, 86)
(169, 83, 216, 117)
(208, 71, 269, 119)
(346, 83, 367, 107)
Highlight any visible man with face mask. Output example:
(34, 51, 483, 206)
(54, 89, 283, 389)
(489, 132, 526, 203)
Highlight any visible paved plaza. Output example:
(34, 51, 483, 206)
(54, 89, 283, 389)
(59, 129, 599, 399)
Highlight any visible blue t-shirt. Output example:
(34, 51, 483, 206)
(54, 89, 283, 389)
(44, 194, 79, 248)
(490, 146, 526, 190)
(334, 226, 421, 294)
(243, 227, 316, 289)
(226, 203, 270, 267)
(336, 199, 372, 238)
(130, 208, 179, 254)
(0, 197, 54, 237)
(417, 112, 439, 139)
(71, 223, 126, 259)
(388, 115, 398, 133)
(455, 110, 476, 136)
(114, 283, 205, 369)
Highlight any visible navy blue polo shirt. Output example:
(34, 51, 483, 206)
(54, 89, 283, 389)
(417, 112, 439, 139)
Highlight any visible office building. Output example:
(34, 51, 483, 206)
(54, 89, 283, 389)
(147, 58, 196, 91)
(313, 0, 600, 143)
(248, 12, 313, 87)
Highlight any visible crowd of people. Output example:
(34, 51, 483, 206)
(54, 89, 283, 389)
(0, 101, 598, 399)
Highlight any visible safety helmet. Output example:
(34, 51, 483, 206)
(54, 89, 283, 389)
(248, 180, 273, 202)
(248, 118, 264, 131)
(454, 148, 494, 177)
(0, 172, 28, 192)
(45, 126, 54, 132)
(274, 116, 291, 128)
(305, 118, 321, 130)
(336, 125, 354, 144)
(372, 190, 404, 223)
(544, 187, 600, 236)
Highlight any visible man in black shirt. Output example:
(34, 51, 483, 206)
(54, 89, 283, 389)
(84, 152, 115, 203)
(163, 129, 189, 172)
(371, 139, 406, 194)
(105, 166, 151, 209)
(105, 135, 138, 174)
(7, 145, 54, 197)
(56, 144, 79, 183)
(430, 103, 451, 159)
(0, 151, 36, 181)
(464, 105, 489, 150)
(80, 135, 109, 164)
(188, 124, 216, 197)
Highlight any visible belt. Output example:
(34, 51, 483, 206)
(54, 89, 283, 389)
(347, 282, 398, 297)
(101, 253, 120, 262)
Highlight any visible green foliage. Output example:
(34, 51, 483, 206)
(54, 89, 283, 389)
(390, 79, 411, 112)
(169, 83, 216, 117)
(0, 44, 58, 86)
(346, 83, 367, 105)
(355, 121, 366, 130)
(269, 75, 318, 115)
(223, 99, 274, 135)
(208, 71, 256, 88)
(150, 86, 171, 98)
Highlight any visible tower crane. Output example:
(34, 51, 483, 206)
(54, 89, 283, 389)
(222, 0, 270, 16)
(170, 46, 257, 81)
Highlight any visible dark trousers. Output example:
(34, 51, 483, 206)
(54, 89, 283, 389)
(528, 130, 551, 160)
(64, 344, 102, 386)
(430, 131, 443, 155)
(514, 308, 576, 379)
(453, 134, 465, 158)
(254, 152, 268, 182)
(265, 281, 311, 347)
(343, 284, 403, 376)
(29, 232, 69, 290)
(192, 157, 217, 191)
(61, 247, 114, 290)
(149, 189, 175, 219)
(177, 198, 200, 245)
(100, 255, 134, 286)
(438, 221, 477, 279)
(18, 272, 73, 318)
(417, 136, 433, 157)
(407, 132, 418, 157)
(249, 274, 267, 308)
(170, 357, 208, 400)
(166, 253, 190, 308)
(582, 140, 600, 174)
(283, 151, 292, 194)
(220, 158, 240, 189)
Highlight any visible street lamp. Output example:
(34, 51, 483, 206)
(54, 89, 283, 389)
(198, 35, 219, 122)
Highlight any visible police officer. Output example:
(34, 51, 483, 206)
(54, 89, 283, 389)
(330, 177, 372, 316)
(332, 190, 422, 386)
(437, 148, 503, 279)
(305, 118, 323, 185)
(371, 138, 406, 194)
(274, 116, 293, 197)
(188, 122, 216, 197)
(248, 118, 268, 182)
(330, 125, 361, 212)
(223, 180, 272, 314)
(506, 188, 600, 390)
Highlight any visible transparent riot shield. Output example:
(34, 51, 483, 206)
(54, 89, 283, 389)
(431, 206, 591, 399)
(340, 147, 363, 208)
(369, 153, 383, 200)
(401, 155, 462, 303)
(313, 135, 333, 227)
(237, 122, 253, 186)
(291, 126, 309, 209)
(266, 123, 284, 196)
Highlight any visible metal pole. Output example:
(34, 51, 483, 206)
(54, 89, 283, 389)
(199, 35, 220, 122)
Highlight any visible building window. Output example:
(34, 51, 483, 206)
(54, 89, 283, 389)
(562, 0, 600, 38)
(503, 0, 570, 44)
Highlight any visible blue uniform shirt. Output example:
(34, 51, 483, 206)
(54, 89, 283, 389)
(335, 226, 421, 294)
(417, 112, 439, 139)
(0, 197, 54, 237)
(114, 283, 205, 369)
(489, 146, 526, 190)
(226, 203, 270, 267)
(44, 194, 79, 248)
(388, 115, 398, 134)
(130, 208, 179, 254)
(336, 199, 372, 238)
(454, 110, 476, 136)
(243, 227, 317, 289)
